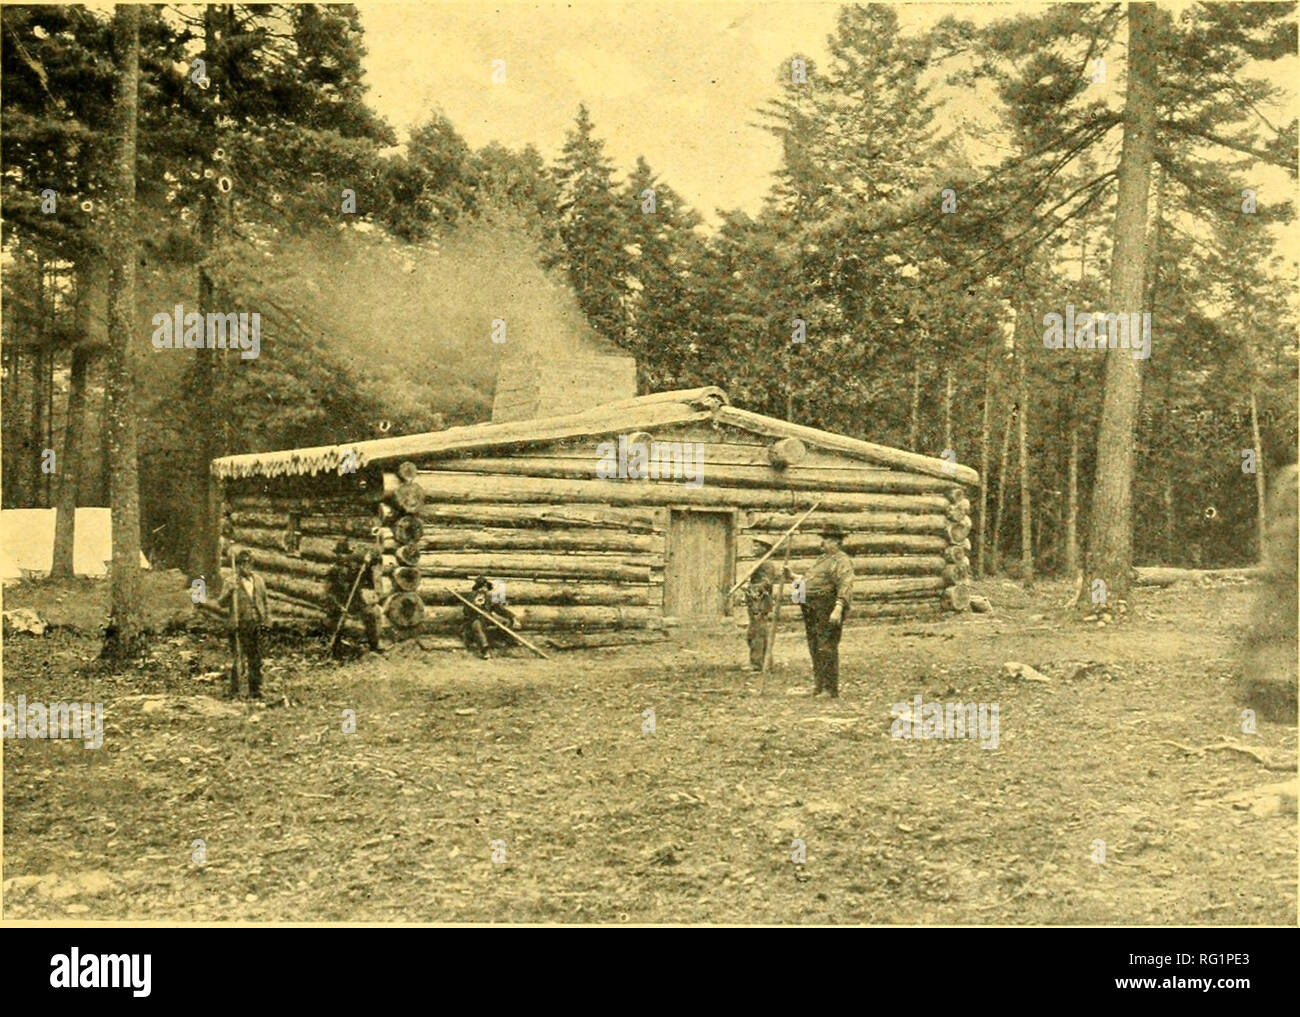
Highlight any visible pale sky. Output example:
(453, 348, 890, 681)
(351, 0, 1294, 254)
(357, 1, 1025, 219)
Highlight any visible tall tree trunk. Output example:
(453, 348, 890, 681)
(30, 257, 48, 508)
(99, 367, 112, 505)
(976, 337, 994, 577)
(51, 345, 91, 577)
(1249, 381, 1266, 562)
(187, 3, 230, 592)
(102, 3, 143, 660)
(1066, 426, 1080, 577)
(43, 345, 56, 508)
(991, 404, 1015, 575)
(1, 345, 17, 507)
(1083, 1, 1158, 605)
(1015, 305, 1034, 587)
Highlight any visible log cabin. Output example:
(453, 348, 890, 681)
(210, 356, 980, 650)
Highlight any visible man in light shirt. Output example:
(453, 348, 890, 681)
(217, 550, 270, 699)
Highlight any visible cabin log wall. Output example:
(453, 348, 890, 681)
(216, 417, 978, 645)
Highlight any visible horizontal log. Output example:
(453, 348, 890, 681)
(414, 604, 664, 631)
(228, 510, 289, 529)
(419, 527, 661, 554)
(769, 589, 939, 609)
(402, 471, 948, 513)
(851, 576, 946, 597)
(228, 493, 368, 513)
(740, 531, 947, 557)
(423, 455, 966, 496)
(418, 578, 652, 607)
(264, 592, 340, 626)
(1133, 565, 1264, 586)
(745, 511, 948, 535)
(299, 515, 380, 537)
(229, 529, 367, 563)
(265, 587, 331, 616)
(228, 525, 293, 552)
(416, 553, 653, 583)
(942, 546, 968, 565)
(779, 554, 947, 577)
(263, 573, 333, 607)
(416, 502, 662, 532)
(946, 521, 970, 543)
(744, 600, 942, 620)
(239, 548, 333, 579)
(227, 511, 377, 538)
(543, 438, 843, 470)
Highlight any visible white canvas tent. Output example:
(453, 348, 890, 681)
(0, 508, 150, 582)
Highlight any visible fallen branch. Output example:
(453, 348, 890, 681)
(1160, 740, 1295, 772)
(1134, 566, 1263, 587)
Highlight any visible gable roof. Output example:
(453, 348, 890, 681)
(211, 385, 979, 487)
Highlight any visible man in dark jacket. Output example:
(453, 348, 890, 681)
(786, 525, 855, 697)
(461, 575, 518, 659)
(328, 539, 384, 657)
(217, 550, 269, 699)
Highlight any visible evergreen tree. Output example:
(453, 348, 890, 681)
(552, 105, 629, 347)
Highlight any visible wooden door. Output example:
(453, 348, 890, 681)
(664, 510, 733, 619)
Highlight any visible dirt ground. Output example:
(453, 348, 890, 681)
(3, 573, 1296, 924)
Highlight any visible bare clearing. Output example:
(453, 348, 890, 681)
(3, 576, 1295, 923)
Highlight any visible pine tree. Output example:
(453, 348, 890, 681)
(552, 105, 629, 346)
(101, 2, 143, 659)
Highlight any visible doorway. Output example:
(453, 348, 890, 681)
(664, 510, 734, 620)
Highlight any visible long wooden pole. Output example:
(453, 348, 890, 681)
(761, 520, 794, 682)
(727, 501, 821, 597)
(324, 557, 368, 660)
(451, 590, 552, 659)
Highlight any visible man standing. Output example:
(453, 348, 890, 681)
(462, 575, 519, 659)
(786, 525, 855, 697)
(742, 562, 777, 671)
(328, 538, 384, 657)
(217, 549, 269, 699)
